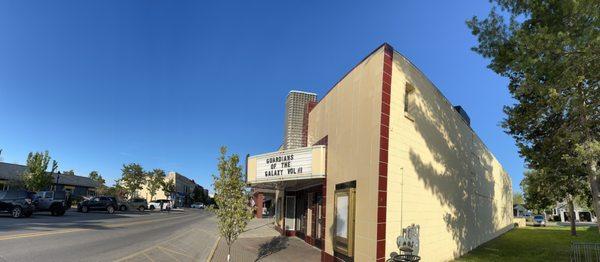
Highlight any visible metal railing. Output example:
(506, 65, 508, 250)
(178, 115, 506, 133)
(572, 242, 600, 262)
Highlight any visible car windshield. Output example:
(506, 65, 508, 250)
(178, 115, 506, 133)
(534, 215, 544, 220)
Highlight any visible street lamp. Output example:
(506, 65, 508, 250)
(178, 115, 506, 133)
(55, 171, 61, 191)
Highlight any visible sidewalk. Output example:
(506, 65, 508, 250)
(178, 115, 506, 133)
(210, 218, 321, 262)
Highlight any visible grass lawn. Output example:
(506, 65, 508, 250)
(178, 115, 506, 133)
(455, 226, 600, 261)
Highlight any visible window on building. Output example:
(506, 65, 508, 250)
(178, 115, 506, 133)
(404, 83, 416, 118)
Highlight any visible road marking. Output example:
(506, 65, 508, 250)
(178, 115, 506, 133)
(158, 246, 181, 262)
(143, 253, 155, 262)
(0, 213, 194, 241)
(160, 245, 194, 259)
(114, 223, 200, 262)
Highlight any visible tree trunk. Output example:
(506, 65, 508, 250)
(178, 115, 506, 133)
(227, 244, 231, 262)
(568, 197, 577, 236)
(588, 161, 600, 233)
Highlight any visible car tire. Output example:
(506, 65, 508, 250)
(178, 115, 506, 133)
(11, 206, 23, 218)
(57, 210, 66, 216)
(149, 205, 155, 210)
(82, 206, 89, 213)
(120, 205, 127, 211)
(138, 206, 145, 212)
(107, 206, 115, 214)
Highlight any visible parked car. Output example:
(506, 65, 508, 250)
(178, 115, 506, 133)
(533, 215, 546, 227)
(77, 196, 118, 214)
(118, 198, 148, 212)
(0, 190, 35, 218)
(33, 191, 69, 216)
(191, 202, 204, 209)
(148, 199, 170, 210)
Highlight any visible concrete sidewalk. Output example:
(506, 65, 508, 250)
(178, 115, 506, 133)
(210, 219, 321, 262)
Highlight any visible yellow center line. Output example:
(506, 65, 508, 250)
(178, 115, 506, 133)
(0, 213, 195, 241)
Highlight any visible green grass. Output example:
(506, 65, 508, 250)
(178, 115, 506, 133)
(455, 226, 600, 262)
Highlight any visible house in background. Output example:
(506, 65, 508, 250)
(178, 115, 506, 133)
(0, 162, 99, 196)
(513, 204, 531, 218)
(552, 201, 597, 223)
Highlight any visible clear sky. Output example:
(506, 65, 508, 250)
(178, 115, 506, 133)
(0, 1, 525, 193)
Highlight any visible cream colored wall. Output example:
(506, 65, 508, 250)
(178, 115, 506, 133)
(307, 47, 385, 261)
(247, 158, 257, 182)
(385, 51, 513, 261)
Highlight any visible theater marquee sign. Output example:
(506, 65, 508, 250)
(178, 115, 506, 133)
(256, 148, 312, 180)
(248, 146, 326, 184)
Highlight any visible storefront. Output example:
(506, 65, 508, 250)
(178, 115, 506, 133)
(248, 43, 513, 261)
(247, 146, 327, 249)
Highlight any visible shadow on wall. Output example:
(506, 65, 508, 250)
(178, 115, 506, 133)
(256, 236, 288, 261)
(395, 56, 512, 257)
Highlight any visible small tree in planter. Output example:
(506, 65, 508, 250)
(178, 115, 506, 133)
(210, 147, 252, 262)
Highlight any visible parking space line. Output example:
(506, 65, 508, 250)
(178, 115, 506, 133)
(143, 253, 155, 262)
(158, 246, 182, 262)
(159, 245, 194, 259)
(114, 222, 198, 262)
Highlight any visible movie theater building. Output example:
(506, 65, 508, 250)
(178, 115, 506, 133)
(247, 43, 513, 261)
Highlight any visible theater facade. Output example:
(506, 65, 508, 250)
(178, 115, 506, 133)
(247, 43, 513, 261)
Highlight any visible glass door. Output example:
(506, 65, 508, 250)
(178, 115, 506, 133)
(334, 188, 355, 257)
(285, 196, 296, 231)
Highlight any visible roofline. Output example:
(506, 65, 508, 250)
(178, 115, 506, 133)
(288, 90, 317, 96)
(309, 43, 391, 111)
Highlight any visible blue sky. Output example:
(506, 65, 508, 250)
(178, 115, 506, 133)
(0, 1, 525, 193)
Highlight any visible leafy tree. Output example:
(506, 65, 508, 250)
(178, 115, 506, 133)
(62, 170, 75, 176)
(513, 192, 524, 205)
(146, 169, 166, 201)
(163, 178, 176, 201)
(105, 181, 128, 200)
(209, 147, 252, 262)
(22, 151, 58, 191)
(89, 171, 107, 195)
(120, 163, 146, 199)
(468, 0, 600, 232)
(192, 186, 206, 204)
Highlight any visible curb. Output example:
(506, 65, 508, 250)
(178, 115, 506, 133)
(207, 236, 221, 262)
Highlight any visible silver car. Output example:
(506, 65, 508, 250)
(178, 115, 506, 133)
(118, 198, 148, 212)
(532, 215, 546, 227)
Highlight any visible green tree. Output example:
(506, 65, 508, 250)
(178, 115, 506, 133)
(513, 192, 524, 205)
(88, 171, 107, 195)
(163, 178, 176, 201)
(62, 170, 75, 176)
(22, 151, 58, 191)
(468, 0, 600, 232)
(105, 181, 128, 200)
(146, 169, 166, 202)
(210, 147, 252, 262)
(192, 186, 206, 204)
(120, 163, 146, 199)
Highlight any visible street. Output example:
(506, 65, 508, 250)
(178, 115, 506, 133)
(0, 209, 218, 262)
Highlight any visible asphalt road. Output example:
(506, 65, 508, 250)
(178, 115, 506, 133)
(0, 209, 218, 262)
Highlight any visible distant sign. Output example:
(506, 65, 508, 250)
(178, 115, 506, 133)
(255, 148, 313, 181)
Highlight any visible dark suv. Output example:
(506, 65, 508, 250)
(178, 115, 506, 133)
(0, 190, 35, 218)
(34, 191, 69, 216)
(77, 196, 118, 214)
